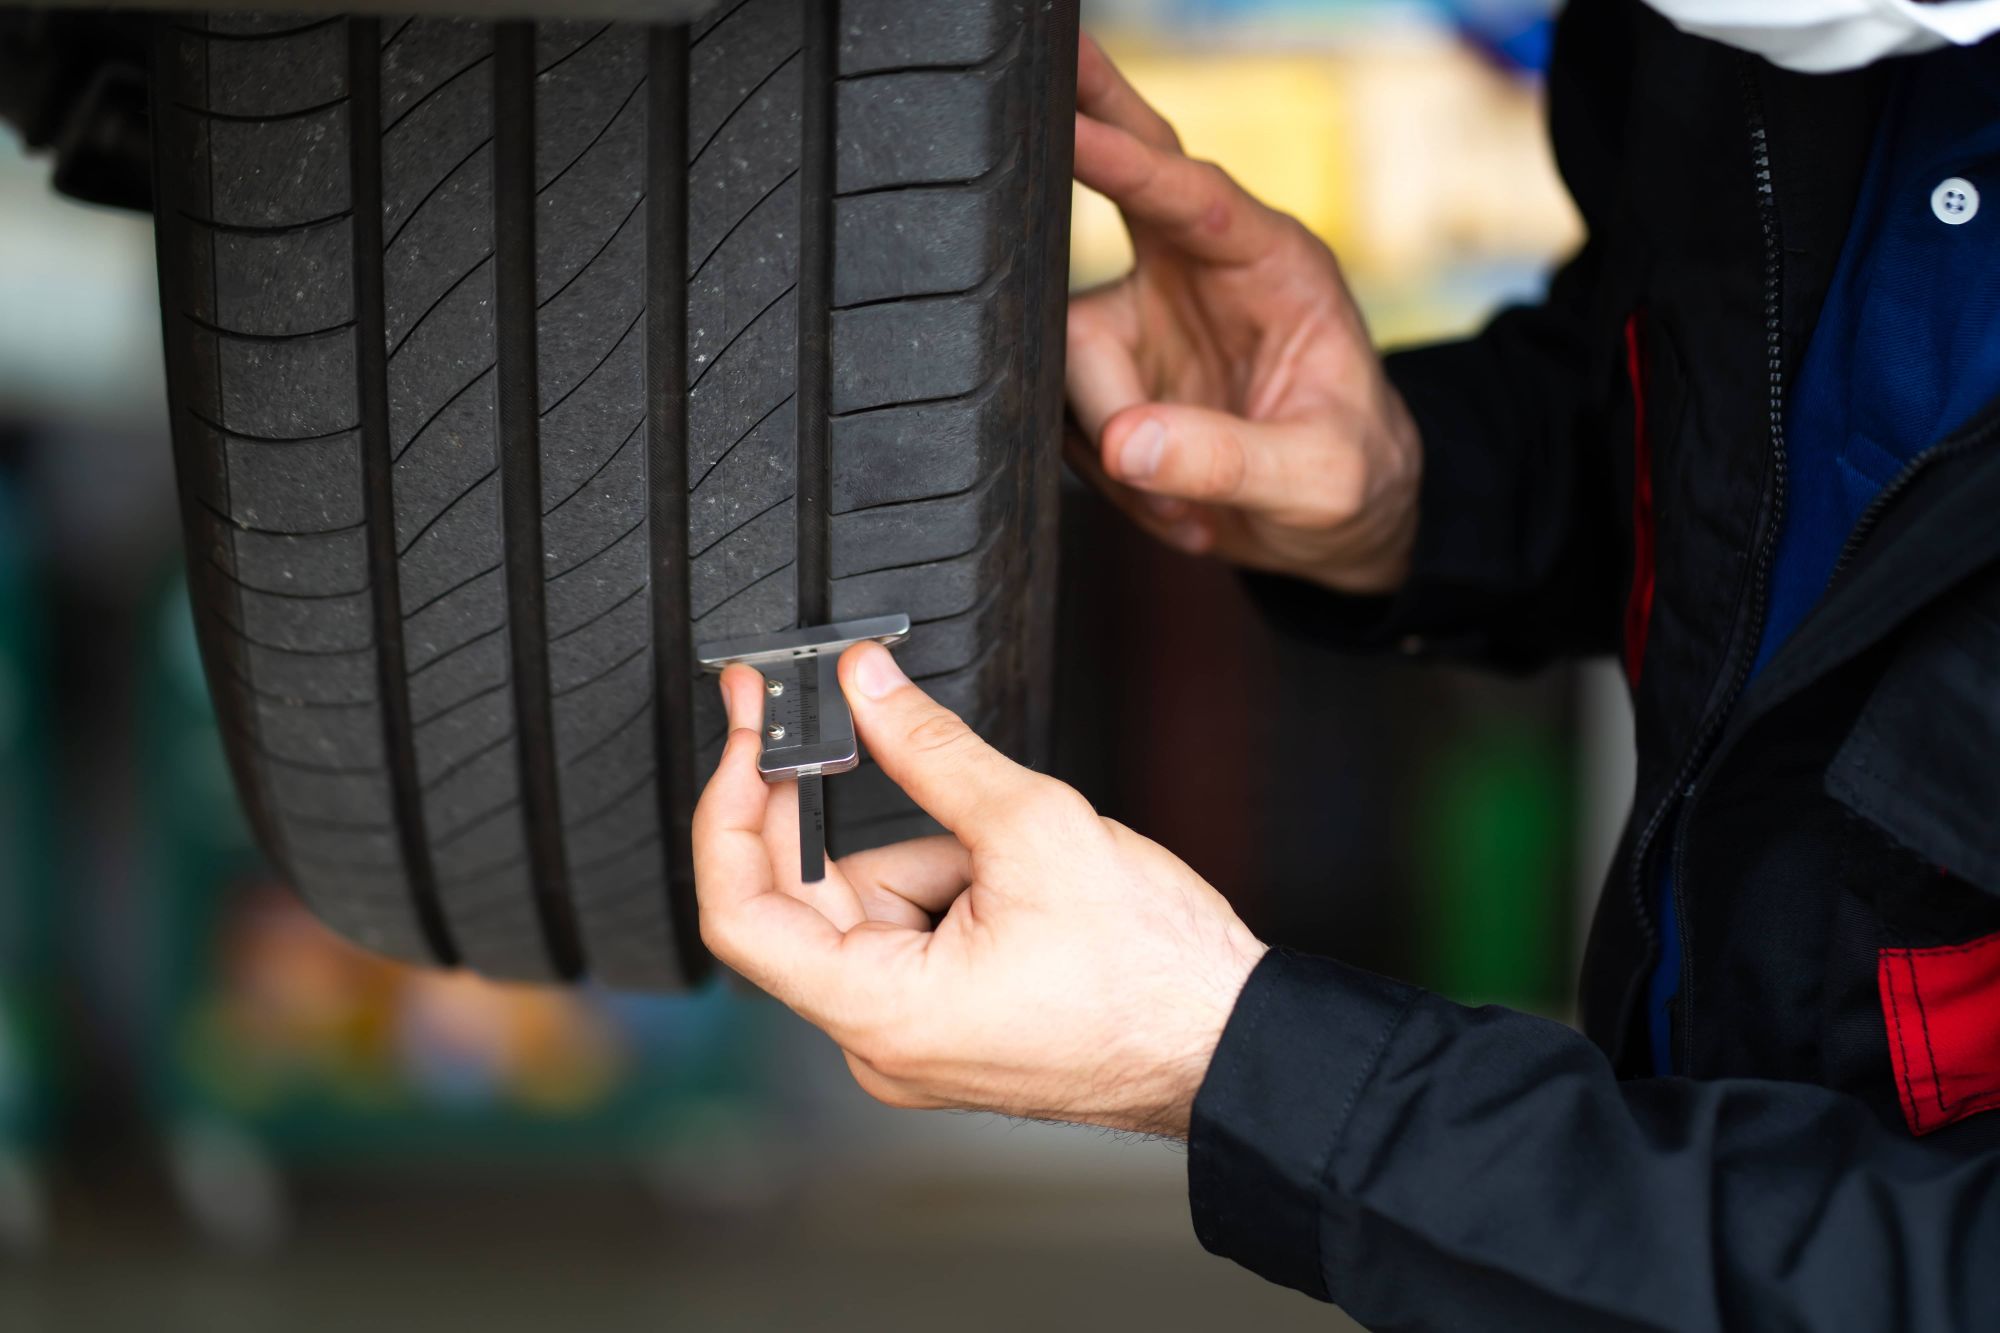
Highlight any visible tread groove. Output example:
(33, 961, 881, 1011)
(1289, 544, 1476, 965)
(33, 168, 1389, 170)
(171, 93, 351, 125)
(195, 494, 367, 539)
(182, 311, 358, 344)
(175, 206, 353, 237)
(794, 0, 835, 625)
(185, 405, 359, 445)
(171, 16, 343, 43)
(495, 22, 586, 981)
(350, 19, 459, 966)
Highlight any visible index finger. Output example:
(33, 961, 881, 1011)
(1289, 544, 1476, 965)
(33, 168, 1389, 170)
(1077, 32, 1179, 152)
(1074, 114, 1283, 266)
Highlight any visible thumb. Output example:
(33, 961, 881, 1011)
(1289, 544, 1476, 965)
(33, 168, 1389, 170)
(837, 642, 1043, 846)
(1101, 402, 1355, 520)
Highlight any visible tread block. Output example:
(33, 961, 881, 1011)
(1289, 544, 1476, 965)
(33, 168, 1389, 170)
(385, 289, 495, 453)
(689, 399, 795, 552)
(220, 526, 370, 598)
(836, 70, 1018, 194)
(536, 260, 645, 413)
(534, 28, 646, 193)
(838, 0, 1022, 76)
(546, 520, 650, 635)
(407, 626, 508, 721)
(203, 104, 354, 227)
(549, 587, 648, 693)
(834, 186, 1003, 307)
(252, 694, 385, 770)
(831, 527, 1005, 623)
(392, 382, 500, 550)
(831, 285, 1010, 414)
(385, 184, 496, 350)
(686, 57, 802, 268)
(690, 559, 795, 640)
(397, 473, 503, 608)
(382, 80, 494, 240)
(534, 21, 608, 73)
(690, 500, 795, 619)
(691, 0, 800, 149)
(896, 590, 1005, 679)
(831, 468, 1008, 578)
(237, 640, 376, 706)
(380, 19, 489, 126)
(234, 583, 373, 655)
(222, 430, 364, 531)
(213, 327, 359, 440)
(199, 21, 349, 117)
(688, 296, 796, 473)
(211, 219, 357, 337)
(688, 181, 800, 373)
(267, 764, 394, 826)
(829, 382, 1005, 511)
(414, 691, 514, 787)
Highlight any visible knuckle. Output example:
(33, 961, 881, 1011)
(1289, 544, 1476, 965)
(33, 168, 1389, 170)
(1203, 427, 1250, 499)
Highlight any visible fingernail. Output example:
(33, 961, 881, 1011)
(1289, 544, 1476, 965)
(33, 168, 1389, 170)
(1168, 520, 1210, 552)
(854, 644, 909, 700)
(1144, 494, 1187, 521)
(1119, 419, 1166, 481)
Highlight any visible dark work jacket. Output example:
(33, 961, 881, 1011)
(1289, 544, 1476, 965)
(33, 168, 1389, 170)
(1188, 3, 2000, 1328)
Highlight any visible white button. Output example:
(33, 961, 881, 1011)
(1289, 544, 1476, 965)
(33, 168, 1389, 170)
(1932, 176, 1979, 225)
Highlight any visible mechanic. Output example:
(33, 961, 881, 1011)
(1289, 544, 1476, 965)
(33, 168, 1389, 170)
(692, 2, 2000, 1327)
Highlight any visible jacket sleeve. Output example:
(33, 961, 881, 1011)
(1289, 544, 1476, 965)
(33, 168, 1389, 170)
(1248, 4, 1637, 672)
(1191, 950, 2000, 1331)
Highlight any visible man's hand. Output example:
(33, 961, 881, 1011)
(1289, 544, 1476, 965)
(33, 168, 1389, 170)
(692, 643, 1266, 1137)
(1068, 34, 1422, 595)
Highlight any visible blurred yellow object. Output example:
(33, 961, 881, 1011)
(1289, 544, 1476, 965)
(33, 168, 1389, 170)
(1072, 31, 1582, 343)
(1071, 48, 1359, 289)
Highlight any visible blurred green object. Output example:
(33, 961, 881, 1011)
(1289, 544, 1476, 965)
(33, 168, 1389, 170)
(137, 571, 776, 1176)
(0, 470, 56, 1245)
(1416, 718, 1573, 1012)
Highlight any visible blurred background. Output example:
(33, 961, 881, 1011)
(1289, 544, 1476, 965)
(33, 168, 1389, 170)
(0, 1, 1632, 1328)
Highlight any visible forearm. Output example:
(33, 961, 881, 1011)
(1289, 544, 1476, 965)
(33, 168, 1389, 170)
(1192, 950, 2000, 1331)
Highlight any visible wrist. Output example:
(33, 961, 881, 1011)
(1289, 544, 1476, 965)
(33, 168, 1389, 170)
(1112, 929, 1268, 1140)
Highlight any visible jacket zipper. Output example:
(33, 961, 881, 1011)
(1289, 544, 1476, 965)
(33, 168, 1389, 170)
(1824, 424, 1994, 592)
(1624, 63, 1789, 1074)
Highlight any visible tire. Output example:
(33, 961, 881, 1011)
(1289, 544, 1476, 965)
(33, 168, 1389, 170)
(149, 1, 1076, 989)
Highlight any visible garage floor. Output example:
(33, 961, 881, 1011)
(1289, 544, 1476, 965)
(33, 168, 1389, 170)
(2, 1157, 1358, 1333)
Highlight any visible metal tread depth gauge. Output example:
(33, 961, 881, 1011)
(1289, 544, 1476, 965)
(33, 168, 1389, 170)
(695, 614, 912, 883)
